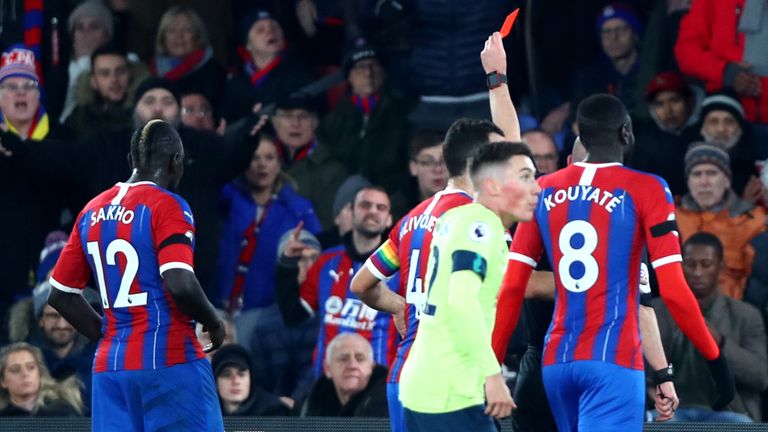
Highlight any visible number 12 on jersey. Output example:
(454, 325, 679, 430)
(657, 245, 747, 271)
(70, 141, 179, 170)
(86, 240, 147, 309)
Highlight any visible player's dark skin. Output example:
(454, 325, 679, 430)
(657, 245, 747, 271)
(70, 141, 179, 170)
(48, 122, 226, 352)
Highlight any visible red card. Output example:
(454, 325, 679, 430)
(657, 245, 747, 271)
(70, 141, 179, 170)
(500, 8, 520, 38)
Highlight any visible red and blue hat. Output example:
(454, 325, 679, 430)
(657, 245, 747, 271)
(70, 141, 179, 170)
(0, 46, 39, 84)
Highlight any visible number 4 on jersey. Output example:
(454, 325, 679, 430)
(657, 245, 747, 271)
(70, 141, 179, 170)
(87, 240, 147, 308)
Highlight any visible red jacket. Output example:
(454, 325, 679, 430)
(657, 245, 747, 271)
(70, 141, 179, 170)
(675, 0, 768, 123)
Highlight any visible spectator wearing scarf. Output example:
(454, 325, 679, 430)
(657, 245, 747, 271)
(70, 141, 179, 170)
(152, 5, 225, 115)
(222, 9, 313, 123)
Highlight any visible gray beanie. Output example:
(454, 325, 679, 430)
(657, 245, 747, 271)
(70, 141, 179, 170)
(332, 175, 371, 217)
(68, 0, 114, 40)
(684, 142, 732, 180)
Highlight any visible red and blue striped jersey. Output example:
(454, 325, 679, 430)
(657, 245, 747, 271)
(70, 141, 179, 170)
(509, 163, 681, 370)
(50, 182, 204, 373)
(365, 189, 473, 383)
(300, 244, 401, 378)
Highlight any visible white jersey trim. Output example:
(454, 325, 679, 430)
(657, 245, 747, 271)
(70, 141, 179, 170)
(651, 254, 682, 269)
(508, 252, 537, 268)
(365, 259, 389, 281)
(49, 277, 84, 294)
(159, 262, 194, 275)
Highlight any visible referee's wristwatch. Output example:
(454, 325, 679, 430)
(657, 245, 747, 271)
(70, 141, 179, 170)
(653, 363, 675, 385)
(486, 71, 507, 90)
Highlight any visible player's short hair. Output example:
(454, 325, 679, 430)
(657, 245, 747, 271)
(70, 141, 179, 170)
(576, 94, 630, 150)
(683, 232, 724, 261)
(409, 129, 445, 160)
(129, 119, 183, 170)
(443, 118, 504, 178)
(324, 333, 373, 365)
(469, 141, 533, 190)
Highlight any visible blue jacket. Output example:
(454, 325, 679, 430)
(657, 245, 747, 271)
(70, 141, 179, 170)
(218, 180, 321, 310)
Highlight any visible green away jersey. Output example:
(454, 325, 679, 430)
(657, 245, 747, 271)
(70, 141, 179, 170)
(399, 203, 508, 413)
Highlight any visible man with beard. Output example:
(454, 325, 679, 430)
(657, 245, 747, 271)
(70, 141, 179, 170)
(276, 186, 399, 385)
(688, 90, 763, 197)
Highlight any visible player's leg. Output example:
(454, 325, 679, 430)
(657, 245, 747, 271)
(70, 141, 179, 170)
(91, 371, 142, 432)
(387, 382, 406, 432)
(141, 359, 224, 432)
(404, 405, 496, 432)
(575, 361, 644, 432)
(542, 363, 580, 432)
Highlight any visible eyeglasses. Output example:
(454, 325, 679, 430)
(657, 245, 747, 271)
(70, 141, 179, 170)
(0, 80, 39, 93)
(181, 106, 211, 118)
(414, 158, 446, 169)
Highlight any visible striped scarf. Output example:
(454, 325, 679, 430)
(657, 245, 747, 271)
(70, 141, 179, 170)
(153, 47, 213, 81)
(237, 45, 283, 86)
(23, 0, 44, 83)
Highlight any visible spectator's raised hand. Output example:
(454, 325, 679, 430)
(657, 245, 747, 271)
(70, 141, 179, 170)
(283, 221, 307, 258)
(296, 0, 318, 37)
(481, 32, 507, 75)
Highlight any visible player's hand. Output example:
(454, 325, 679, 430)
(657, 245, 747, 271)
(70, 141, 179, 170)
(484, 373, 516, 419)
(480, 32, 507, 75)
(654, 381, 679, 422)
(393, 307, 406, 338)
(202, 320, 226, 353)
(283, 221, 306, 258)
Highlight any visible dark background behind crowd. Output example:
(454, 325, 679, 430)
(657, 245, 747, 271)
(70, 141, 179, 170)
(1, 0, 768, 424)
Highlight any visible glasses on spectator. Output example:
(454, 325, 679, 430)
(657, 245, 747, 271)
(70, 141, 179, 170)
(181, 106, 211, 118)
(273, 112, 314, 122)
(0, 80, 39, 93)
(600, 24, 631, 38)
(414, 157, 446, 169)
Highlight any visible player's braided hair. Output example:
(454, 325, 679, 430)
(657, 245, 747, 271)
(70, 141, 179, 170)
(129, 119, 182, 171)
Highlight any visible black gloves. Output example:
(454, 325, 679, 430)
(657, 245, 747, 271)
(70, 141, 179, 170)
(706, 353, 735, 411)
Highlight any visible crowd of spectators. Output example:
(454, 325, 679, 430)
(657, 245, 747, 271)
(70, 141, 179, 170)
(0, 0, 767, 423)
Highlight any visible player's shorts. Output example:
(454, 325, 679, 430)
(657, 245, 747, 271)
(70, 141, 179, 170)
(387, 382, 406, 432)
(542, 360, 644, 432)
(92, 358, 223, 432)
(404, 405, 497, 432)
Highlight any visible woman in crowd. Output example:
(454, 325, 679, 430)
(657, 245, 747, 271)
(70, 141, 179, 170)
(152, 5, 226, 112)
(0, 342, 83, 417)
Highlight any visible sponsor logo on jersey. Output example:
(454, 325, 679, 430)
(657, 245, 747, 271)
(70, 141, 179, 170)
(324, 296, 378, 331)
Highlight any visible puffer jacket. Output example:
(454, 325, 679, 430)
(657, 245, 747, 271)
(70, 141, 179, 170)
(676, 191, 766, 299)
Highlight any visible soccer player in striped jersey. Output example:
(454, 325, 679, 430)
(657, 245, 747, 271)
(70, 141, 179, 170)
(350, 31, 519, 432)
(493, 94, 735, 432)
(47, 120, 226, 432)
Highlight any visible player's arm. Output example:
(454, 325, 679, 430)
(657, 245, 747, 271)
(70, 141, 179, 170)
(524, 271, 555, 299)
(164, 269, 224, 350)
(643, 178, 734, 409)
(47, 221, 103, 341)
(482, 31, 520, 142)
(639, 303, 679, 421)
(492, 219, 543, 362)
(351, 240, 405, 315)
